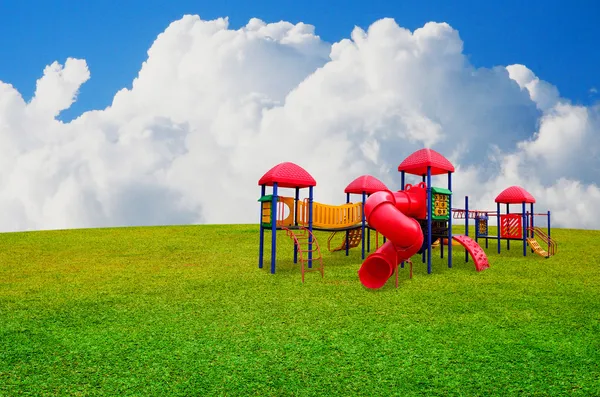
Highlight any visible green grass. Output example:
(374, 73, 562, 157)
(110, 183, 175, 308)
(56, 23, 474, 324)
(1, 224, 599, 396)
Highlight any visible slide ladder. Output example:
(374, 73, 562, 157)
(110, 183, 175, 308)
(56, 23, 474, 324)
(452, 235, 490, 272)
(282, 227, 324, 282)
(327, 228, 362, 252)
(526, 227, 557, 258)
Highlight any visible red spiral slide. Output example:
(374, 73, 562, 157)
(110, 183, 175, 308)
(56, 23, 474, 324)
(357, 184, 427, 289)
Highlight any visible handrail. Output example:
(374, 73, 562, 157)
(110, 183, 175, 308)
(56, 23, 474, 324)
(526, 226, 557, 256)
(327, 231, 341, 252)
(451, 209, 495, 219)
(281, 226, 324, 282)
(297, 199, 363, 229)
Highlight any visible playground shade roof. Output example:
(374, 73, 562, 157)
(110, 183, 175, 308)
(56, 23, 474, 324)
(344, 175, 389, 194)
(397, 148, 455, 176)
(258, 162, 317, 188)
(494, 186, 536, 204)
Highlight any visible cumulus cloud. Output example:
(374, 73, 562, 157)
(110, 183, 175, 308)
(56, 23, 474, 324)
(0, 14, 599, 232)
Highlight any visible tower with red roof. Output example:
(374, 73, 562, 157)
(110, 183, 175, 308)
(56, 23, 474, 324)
(397, 148, 456, 273)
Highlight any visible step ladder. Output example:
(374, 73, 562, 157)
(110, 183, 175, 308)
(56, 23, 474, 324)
(327, 228, 362, 252)
(282, 227, 324, 283)
(526, 227, 557, 258)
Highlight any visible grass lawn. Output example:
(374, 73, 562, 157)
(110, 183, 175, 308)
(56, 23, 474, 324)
(1, 224, 599, 396)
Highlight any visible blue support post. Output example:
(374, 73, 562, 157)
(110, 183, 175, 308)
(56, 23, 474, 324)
(497, 202, 501, 254)
(367, 193, 371, 253)
(422, 174, 426, 264)
(427, 167, 432, 274)
(271, 183, 278, 274)
(361, 191, 366, 260)
(547, 210, 551, 253)
(522, 201, 527, 257)
(259, 184, 266, 268)
(308, 186, 314, 268)
(506, 204, 510, 251)
(400, 171, 405, 268)
(448, 172, 452, 268)
(530, 203, 535, 237)
(345, 192, 350, 256)
(465, 195, 469, 263)
(530, 203, 535, 253)
(293, 187, 299, 263)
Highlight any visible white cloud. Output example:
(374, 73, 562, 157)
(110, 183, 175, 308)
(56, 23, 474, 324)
(0, 14, 599, 232)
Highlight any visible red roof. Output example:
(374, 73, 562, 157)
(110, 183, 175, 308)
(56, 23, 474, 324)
(397, 148, 455, 176)
(258, 162, 316, 188)
(344, 175, 388, 194)
(495, 186, 536, 204)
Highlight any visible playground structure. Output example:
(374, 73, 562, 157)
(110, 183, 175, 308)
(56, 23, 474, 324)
(257, 148, 556, 289)
(453, 186, 557, 259)
(256, 164, 389, 281)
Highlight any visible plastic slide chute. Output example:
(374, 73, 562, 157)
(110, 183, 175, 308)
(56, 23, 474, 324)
(357, 183, 427, 289)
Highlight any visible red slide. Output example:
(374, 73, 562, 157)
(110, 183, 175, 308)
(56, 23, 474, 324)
(358, 183, 427, 289)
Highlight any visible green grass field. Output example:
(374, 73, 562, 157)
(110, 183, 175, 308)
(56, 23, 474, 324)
(1, 224, 599, 396)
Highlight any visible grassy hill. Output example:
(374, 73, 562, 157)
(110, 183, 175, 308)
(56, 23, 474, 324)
(1, 224, 599, 396)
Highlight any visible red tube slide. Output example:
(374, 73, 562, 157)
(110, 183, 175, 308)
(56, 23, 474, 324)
(358, 183, 427, 289)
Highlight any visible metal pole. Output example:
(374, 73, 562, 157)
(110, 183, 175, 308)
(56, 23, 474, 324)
(448, 172, 452, 268)
(259, 184, 266, 268)
(548, 210, 551, 253)
(422, 174, 426, 264)
(506, 204, 510, 251)
(400, 171, 405, 268)
(346, 192, 350, 256)
(465, 195, 469, 263)
(271, 183, 278, 274)
(293, 187, 300, 263)
(427, 167, 432, 274)
(308, 186, 314, 268)
(497, 202, 501, 254)
(522, 201, 527, 257)
(361, 191, 366, 260)
(366, 192, 371, 253)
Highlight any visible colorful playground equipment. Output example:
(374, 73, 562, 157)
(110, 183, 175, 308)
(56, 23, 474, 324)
(453, 186, 557, 259)
(257, 148, 555, 288)
(355, 149, 489, 289)
(329, 175, 389, 259)
(257, 166, 392, 281)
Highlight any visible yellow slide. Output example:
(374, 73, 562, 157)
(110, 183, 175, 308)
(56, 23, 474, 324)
(526, 227, 557, 258)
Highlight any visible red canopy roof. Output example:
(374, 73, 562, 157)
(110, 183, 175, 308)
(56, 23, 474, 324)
(344, 175, 388, 194)
(258, 162, 316, 188)
(495, 186, 536, 204)
(397, 148, 455, 176)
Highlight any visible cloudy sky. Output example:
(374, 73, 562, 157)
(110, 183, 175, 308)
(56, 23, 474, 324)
(1, 5, 599, 232)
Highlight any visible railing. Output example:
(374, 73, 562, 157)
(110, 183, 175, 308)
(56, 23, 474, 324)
(452, 209, 495, 219)
(527, 226, 557, 257)
(297, 200, 363, 229)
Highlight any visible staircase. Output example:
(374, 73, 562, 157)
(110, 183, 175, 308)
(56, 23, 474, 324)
(526, 227, 557, 258)
(282, 227, 324, 282)
(328, 228, 362, 252)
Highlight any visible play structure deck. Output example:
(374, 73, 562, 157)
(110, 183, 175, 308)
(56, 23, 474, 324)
(257, 148, 557, 289)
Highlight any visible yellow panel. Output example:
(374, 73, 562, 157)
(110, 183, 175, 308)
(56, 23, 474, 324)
(294, 200, 363, 229)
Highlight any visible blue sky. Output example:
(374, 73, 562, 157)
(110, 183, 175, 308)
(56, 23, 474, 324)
(1, 0, 598, 121)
